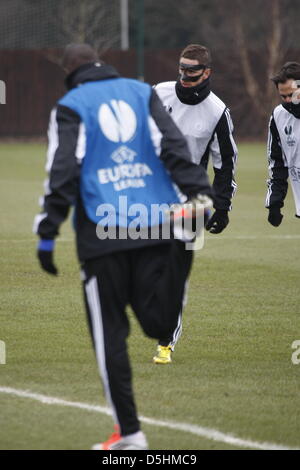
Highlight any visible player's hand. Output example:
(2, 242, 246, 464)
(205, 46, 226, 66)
(167, 194, 213, 242)
(192, 194, 213, 223)
(37, 239, 58, 275)
(205, 209, 229, 234)
(268, 207, 283, 227)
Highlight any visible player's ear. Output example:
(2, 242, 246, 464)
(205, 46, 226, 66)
(204, 68, 211, 79)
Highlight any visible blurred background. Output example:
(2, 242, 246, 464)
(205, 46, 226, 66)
(0, 0, 300, 139)
(1, 1, 300, 451)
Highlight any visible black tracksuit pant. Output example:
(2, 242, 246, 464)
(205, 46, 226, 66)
(82, 239, 193, 436)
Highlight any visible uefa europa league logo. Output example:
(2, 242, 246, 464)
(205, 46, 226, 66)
(0, 80, 6, 104)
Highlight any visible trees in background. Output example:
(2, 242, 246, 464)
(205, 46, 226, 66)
(1, 0, 300, 137)
(139, 0, 300, 134)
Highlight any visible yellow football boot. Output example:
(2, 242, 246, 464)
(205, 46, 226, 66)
(153, 345, 172, 364)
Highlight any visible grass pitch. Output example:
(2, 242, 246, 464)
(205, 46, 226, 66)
(0, 142, 299, 450)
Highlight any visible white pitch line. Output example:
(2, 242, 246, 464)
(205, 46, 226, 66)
(0, 386, 297, 450)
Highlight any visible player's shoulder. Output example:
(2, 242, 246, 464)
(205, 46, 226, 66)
(273, 103, 286, 119)
(206, 92, 227, 112)
(272, 104, 296, 128)
(153, 81, 176, 94)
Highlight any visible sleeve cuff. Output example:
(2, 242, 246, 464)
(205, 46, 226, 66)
(38, 239, 55, 251)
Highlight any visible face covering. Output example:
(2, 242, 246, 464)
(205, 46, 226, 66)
(175, 76, 211, 105)
(179, 63, 206, 83)
(283, 101, 300, 119)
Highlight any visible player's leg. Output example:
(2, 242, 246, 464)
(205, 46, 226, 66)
(153, 280, 189, 364)
(130, 240, 193, 344)
(82, 252, 148, 450)
(153, 311, 182, 364)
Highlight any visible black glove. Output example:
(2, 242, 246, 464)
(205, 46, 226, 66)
(205, 209, 229, 234)
(268, 206, 283, 227)
(37, 239, 58, 275)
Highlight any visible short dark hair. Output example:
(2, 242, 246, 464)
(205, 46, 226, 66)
(179, 44, 211, 67)
(271, 62, 300, 86)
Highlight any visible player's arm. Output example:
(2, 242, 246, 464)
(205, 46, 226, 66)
(149, 89, 213, 200)
(265, 114, 288, 226)
(207, 108, 237, 233)
(33, 104, 82, 273)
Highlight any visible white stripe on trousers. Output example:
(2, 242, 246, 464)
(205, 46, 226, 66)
(85, 276, 119, 426)
(169, 280, 189, 349)
(169, 311, 182, 349)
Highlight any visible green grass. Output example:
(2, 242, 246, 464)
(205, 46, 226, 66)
(0, 142, 299, 450)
